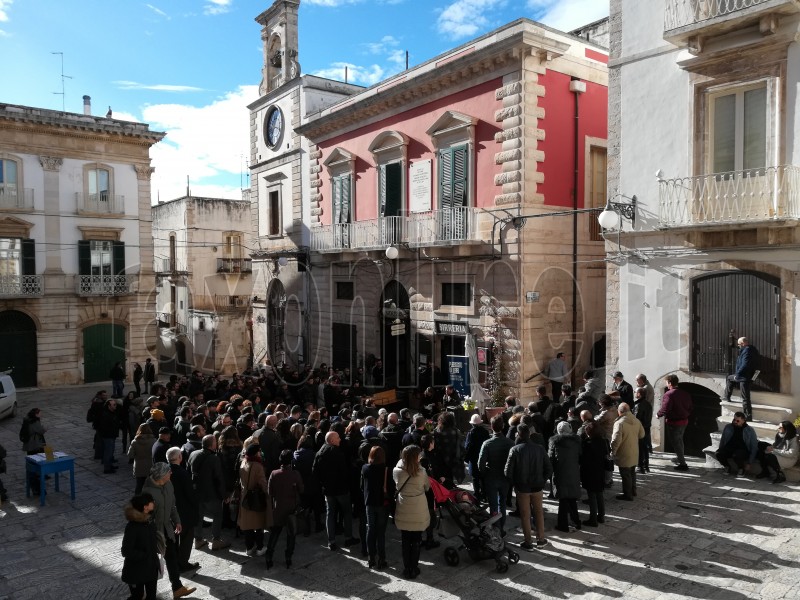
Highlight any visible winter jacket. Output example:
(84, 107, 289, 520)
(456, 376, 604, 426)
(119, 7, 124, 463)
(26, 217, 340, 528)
(657, 387, 693, 426)
(361, 463, 389, 507)
(151, 438, 171, 464)
(181, 436, 202, 465)
(393, 460, 430, 532)
(292, 446, 321, 499)
(120, 504, 160, 585)
(170, 463, 200, 528)
(478, 433, 514, 482)
(580, 436, 609, 492)
(735, 345, 759, 380)
(719, 423, 759, 464)
(141, 476, 181, 542)
(464, 424, 490, 464)
(595, 407, 618, 441)
(98, 406, 121, 439)
(771, 434, 799, 470)
(255, 426, 282, 473)
(187, 448, 225, 502)
(611, 412, 645, 468)
(633, 398, 653, 430)
(504, 440, 552, 493)
(379, 424, 405, 472)
(268, 465, 304, 527)
(219, 443, 243, 495)
(127, 433, 155, 478)
(548, 433, 582, 500)
(22, 417, 46, 453)
(237, 459, 272, 530)
(312, 443, 350, 497)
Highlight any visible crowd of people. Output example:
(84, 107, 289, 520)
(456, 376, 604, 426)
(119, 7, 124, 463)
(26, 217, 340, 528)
(65, 362, 797, 600)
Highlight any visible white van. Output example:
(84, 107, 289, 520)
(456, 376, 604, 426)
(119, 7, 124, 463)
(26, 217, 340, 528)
(0, 372, 17, 420)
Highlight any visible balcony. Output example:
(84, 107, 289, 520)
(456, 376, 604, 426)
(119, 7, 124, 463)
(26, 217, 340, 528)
(155, 257, 189, 275)
(310, 208, 478, 253)
(0, 186, 34, 210)
(664, 0, 800, 47)
(77, 274, 136, 296)
(216, 258, 252, 274)
(214, 294, 251, 310)
(658, 165, 800, 227)
(76, 192, 125, 215)
(0, 275, 43, 297)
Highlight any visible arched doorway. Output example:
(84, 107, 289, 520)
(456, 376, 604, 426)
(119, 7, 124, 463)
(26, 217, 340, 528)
(662, 382, 721, 458)
(691, 271, 779, 391)
(0, 310, 37, 387)
(83, 323, 126, 383)
(379, 280, 411, 389)
(267, 279, 286, 367)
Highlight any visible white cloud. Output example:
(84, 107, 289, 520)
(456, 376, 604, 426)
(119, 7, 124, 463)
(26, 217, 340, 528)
(144, 3, 168, 18)
(304, 0, 362, 5)
(115, 80, 205, 92)
(313, 62, 385, 87)
(437, 0, 508, 39)
(363, 35, 400, 55)
(204, 0, 232, 16)
(143, 85, 259, 203)
(0, 0, 12, 22)
(527, 0, 609, 31)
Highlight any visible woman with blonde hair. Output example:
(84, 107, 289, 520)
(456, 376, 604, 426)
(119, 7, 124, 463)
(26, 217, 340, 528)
(127, 423, 154, 494)
(393, 444, 430, 579)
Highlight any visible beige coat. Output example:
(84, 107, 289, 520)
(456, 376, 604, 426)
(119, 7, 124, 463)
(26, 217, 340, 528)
(611, 412, 645, 468)
(393, 460, 430, 532)
(237, 460, 273, 531)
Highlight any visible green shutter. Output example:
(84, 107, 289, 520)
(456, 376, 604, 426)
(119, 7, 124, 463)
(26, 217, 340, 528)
(378, 164, 387, 217)
(341, 175, 351, 223)
(439, 148, 453, 210)
(333, 177, 342, 224)
(78, 240, 91, 276)
(112, 241, 126, 275)
(452, 146, 468, 208)
(21, 238, 35, 276)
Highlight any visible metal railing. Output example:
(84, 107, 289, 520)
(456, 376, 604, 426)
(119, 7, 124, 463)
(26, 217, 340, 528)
(0, 186, 34, 210)
(665, 0, 773, 30)
(217, 258, 252, 273)
(658, 165, 800, 227)
(0, 275, 43, 296)
(76, 192, 125, 214)
(214, 294, 251, 309)
(310, 209, 476, 252)
(155, 257, 188, 274)
(77, 274, 135, 295)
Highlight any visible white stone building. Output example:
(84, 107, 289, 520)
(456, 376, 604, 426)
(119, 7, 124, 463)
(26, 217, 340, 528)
(0, 99, 163, 387)
(153, 196, 253, 375)
(608, 0, 800, 457)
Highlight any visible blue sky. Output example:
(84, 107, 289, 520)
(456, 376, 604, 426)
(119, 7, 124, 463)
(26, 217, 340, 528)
(0, 0, 608, 202)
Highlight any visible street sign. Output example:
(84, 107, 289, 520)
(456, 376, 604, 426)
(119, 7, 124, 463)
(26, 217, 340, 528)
(391, 324, 406, 336)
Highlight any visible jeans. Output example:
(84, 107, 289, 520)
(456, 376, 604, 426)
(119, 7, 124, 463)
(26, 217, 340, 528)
(483, 477, 510, 532)
(102, 437, 116, 471)
(366, 505, 389, 559)
(325, 493, 352, 544)
(586, 489, 605, 522)
(196, 499, 223, 540)
(716, 446, 749, 471)
(516, 490, 545, 543)
(725, 375, 752, 420)
(618, 465, 636, 498)
(666, 424, 687, 465)
(112, 379, 124, 398)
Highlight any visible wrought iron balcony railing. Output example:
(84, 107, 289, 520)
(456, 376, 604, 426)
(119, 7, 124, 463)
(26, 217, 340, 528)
(0, 275, 43, 297)
(155, 257, 189, 274)
(0, 186, 34, 210)
(77, 274, 136, 296)
(214, 294, 251, 309)
(217, 258, 252, 273)
(665, 0, 773, 30)
(658, 165, 800, 227)
(76, 192, 125, 214)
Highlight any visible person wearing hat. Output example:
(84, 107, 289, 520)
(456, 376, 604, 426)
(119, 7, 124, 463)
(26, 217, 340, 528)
(608, 371, 633, 406)
(152, 427, 173, 464)
(464, 414, 490, 502)
(147, 408, 166, 437)
(141, 462, 196, 599)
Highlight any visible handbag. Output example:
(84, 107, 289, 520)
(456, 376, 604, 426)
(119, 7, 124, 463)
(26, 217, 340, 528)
(241, 466, 268, 511)
(394, 470, 412, 501)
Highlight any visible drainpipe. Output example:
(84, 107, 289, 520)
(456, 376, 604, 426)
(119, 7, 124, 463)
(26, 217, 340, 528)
(569, 77, 586, 384)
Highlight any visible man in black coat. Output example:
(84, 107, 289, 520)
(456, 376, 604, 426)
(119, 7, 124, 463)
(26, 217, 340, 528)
(152, 428, 172, 464)
(143, 358, 156, 395)
(312, 431, 358, 550)
(168, 447, 201, 572)
(379, 413, 405, 470)
(187, 435, 230, 551)
(98, 398, 121, 474)
(464, 414, 490, 501)
(256, 414, 282, 474)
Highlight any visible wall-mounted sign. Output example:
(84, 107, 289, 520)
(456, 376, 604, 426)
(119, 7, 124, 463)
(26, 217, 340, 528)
(526, 291, 540, 303)
(409, 160, 432, 213)
(436, 321, 469, 335)
(477, 348, 487, 364)
(382, 307, 407, 320)
(447, 355, 470, 396)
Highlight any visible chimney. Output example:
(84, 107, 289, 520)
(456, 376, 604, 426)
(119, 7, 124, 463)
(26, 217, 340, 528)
(83, 95, 91, 115)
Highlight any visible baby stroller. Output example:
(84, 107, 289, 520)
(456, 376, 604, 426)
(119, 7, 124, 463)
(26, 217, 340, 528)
(430, 478, 520, 573)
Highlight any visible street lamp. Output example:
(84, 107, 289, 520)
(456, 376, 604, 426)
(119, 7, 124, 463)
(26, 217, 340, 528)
(598, 195, 637, 230)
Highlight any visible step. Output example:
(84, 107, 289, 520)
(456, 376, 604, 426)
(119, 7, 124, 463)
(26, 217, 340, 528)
(750, 391, 796, 407)
(716, 416, 780, 441)
(719, 400, 792, 425)
(702, 445, 800, 482)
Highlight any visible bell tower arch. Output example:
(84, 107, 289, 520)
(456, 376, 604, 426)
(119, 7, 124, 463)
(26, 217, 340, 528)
(256, 0, 301, 95)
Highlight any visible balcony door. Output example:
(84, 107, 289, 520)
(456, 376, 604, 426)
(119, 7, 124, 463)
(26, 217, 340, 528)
(691, 270, 779, 392)
(438, 145, 468, 240)
(379, 162, 403, 245)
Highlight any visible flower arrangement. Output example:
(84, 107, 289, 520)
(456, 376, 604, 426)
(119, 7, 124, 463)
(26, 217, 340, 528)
(794, 413, 800, 429)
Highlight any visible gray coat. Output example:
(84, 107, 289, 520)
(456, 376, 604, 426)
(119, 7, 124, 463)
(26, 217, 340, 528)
(22, 418, 46, 453)
(141, 476, 181, 543)
(548, 433, 582, 500)
(127, 433, 155, 478)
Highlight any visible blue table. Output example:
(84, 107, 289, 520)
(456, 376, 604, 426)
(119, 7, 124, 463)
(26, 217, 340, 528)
(25, 453, 76, 506)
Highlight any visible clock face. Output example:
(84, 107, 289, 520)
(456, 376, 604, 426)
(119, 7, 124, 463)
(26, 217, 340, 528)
(266, 107, 283, 148)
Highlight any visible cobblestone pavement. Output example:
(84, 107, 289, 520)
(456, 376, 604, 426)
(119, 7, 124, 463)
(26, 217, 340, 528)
(1, 385, 799, 600)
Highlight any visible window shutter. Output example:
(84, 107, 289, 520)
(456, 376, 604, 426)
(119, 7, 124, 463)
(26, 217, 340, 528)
(341, 175, 351, 223)
(112, 241, 126, 275)
(333, 177, 342, 224)
(439, 148, 453, 210)
(21, 238, 35, 276)
(378, 164, 387, 217)
(78, 240, 91, 276)
(453, 146, 468, 207)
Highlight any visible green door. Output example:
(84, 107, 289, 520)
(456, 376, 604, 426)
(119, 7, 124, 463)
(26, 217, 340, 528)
(83, 324, 126, 383)
(0, 310, 37, 387)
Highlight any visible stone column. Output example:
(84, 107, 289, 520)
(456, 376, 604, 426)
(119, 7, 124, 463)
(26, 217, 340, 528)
(39, 156, 63, 274)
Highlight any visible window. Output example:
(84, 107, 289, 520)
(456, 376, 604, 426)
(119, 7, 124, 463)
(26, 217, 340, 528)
(439, 145, 469, 211)
(81, 163, 118, 214)
(336, 281, 354, 300)
(261, 173, 286, 238)
(223, 234, 242, 258)
(441, 282, 472, 307)
(88, 168, 110, 202)
(589, 146, 607, 241)
(0, 238, 20, 276)
(709, 83, 767, 175)
(78, 240, 125, 276)
(0, 159, 18, 198)
(332, 173, 352, 247)
(268, 190, 281, 236)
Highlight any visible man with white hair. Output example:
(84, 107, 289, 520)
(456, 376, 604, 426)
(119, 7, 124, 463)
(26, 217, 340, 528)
(610, 403, 645, 501)
(167, 447, 200, 573)
(723, 336, 759, 422)
(312, 431, 359, 550)
(380, 412, 405, 470)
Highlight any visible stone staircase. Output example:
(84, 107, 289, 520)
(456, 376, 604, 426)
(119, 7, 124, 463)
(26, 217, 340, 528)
(702, 390, 800, 482)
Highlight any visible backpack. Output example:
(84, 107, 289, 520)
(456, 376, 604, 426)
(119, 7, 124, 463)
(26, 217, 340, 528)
(19, 418, 30, 444)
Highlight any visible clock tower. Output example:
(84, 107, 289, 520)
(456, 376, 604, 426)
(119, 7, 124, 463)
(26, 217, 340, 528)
(256, 0, 300, 96)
